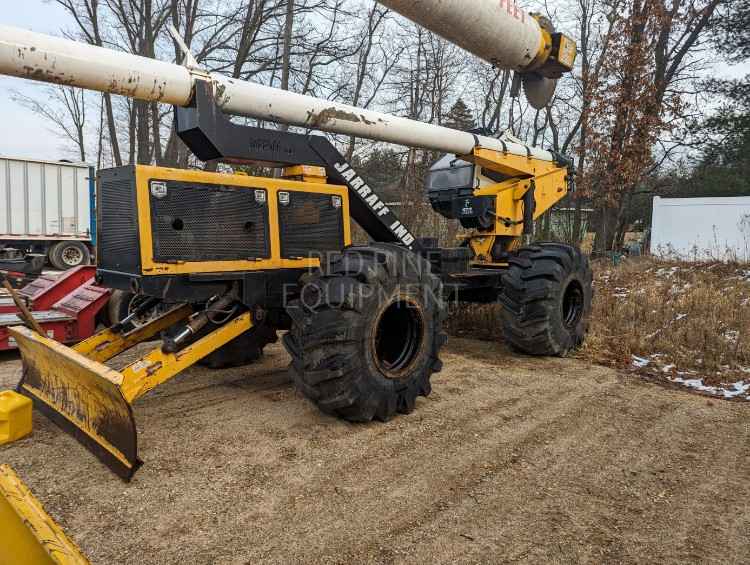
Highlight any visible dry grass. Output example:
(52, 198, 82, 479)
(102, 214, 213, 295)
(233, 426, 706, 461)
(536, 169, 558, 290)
(447, 257, 750, 397)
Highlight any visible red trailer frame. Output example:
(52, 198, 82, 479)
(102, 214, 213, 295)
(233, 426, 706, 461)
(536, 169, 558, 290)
(0, 267, 110, 351)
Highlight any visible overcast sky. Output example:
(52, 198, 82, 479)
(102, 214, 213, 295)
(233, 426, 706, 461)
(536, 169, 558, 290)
(0, 1, 748, 163)
(0, 2, 73, 160)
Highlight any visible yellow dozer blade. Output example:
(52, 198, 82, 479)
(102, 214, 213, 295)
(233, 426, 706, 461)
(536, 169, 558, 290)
(0, 464, 90, 565)
(13, 327, 141, 480)
(10, 306, 253, 481)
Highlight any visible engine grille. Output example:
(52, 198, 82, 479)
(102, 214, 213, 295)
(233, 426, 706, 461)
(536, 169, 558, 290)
(97, 167, 141, 273)
(150, 181, 270, 262)
(278, 191, 344, 259)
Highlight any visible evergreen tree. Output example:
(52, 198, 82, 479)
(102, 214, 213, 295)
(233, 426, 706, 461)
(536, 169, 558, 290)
(684, 79, 750, 197)
(444, 99, 475, 132)
(682, 0, 750, 196)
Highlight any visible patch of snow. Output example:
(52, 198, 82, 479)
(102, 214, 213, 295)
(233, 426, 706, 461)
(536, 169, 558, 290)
(669, 377, 750, 400)
(724, 330, 739, 343)
(632, 355, 650, 368)
(613, 286, 629, 298)
(669, 284, 692, 296)
(655, 266, 680, 278)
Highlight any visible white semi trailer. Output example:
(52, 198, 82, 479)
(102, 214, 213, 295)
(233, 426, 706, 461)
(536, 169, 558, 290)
(0, 156, 95, 269)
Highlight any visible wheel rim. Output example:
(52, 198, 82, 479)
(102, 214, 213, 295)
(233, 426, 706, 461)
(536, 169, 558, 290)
(61, 245, 83, 266)
(372, 298, 425, 379)
(562, 280, 584, 329)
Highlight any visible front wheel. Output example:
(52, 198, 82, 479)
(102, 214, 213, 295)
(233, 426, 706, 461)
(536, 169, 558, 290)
(283, 244, 447, 422)
(499, 243, 593, 356)
(106, 290, 164, 329)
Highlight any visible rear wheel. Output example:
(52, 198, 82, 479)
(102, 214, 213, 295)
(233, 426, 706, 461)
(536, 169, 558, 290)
(49, 241, 90, 270)
(198, 324, 278, 369)
(499, 242, 592, 356)
(284, 244, 446, 422)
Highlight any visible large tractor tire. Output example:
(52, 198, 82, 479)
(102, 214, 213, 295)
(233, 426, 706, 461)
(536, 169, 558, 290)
(283, 244, 446, 422)
(499, 242, 592, 356)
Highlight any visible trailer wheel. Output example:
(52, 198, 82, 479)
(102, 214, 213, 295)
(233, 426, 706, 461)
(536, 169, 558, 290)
(49, 241, 91, 270)
(284, 244, 446, 422)
(499, 242, 592, 356)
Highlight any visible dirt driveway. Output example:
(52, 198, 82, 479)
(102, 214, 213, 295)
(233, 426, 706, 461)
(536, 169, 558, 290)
(1, 338, 748, 564)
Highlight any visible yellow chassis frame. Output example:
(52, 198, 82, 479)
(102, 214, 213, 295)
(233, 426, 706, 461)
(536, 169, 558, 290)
(461, 146, 570, 265)
(132, 165, 352, 276)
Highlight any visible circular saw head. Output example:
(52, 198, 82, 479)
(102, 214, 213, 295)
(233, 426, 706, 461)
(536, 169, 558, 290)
(522, 73, 558, 110)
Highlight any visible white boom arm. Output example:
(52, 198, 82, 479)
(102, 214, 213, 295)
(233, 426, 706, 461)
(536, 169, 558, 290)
(378, 0, 543, 72)
(377, 0, 577, 109)
(0, 24, 554, 162)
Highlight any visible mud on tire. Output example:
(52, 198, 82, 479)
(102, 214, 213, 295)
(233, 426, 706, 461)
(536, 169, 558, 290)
(283, 244, 447, 422)
(499, 242, 593, 356)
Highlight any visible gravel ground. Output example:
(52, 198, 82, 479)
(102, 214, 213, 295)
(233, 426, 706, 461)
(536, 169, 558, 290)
(1, 338, 748, 564)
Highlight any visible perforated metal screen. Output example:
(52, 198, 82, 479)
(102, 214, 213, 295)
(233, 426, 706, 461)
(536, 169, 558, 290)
(150, 181, 270, 262)
(97, 168, 141, 273)
(278, 191, 344, 259)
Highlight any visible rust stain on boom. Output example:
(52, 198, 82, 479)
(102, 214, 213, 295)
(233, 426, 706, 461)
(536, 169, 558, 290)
(306, 107, 378, 128)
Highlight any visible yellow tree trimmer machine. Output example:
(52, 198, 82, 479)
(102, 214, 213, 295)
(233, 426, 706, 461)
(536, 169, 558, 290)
(0, 0, 591, 480)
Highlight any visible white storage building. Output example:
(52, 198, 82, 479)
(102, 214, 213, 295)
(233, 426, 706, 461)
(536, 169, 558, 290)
(650, 196, 750, 262)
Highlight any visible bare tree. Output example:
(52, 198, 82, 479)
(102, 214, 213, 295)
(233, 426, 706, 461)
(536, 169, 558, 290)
(13, 87, 89, 161)
(585, 0, 722, 252)
(55, 0, 124, 165)
(344, 4, 397, 159)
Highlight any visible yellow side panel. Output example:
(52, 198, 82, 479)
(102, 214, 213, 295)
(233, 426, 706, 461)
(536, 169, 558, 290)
(0, 465, 90, 565)
(476, 170, 568, 237)
(134, 165, 351, 275)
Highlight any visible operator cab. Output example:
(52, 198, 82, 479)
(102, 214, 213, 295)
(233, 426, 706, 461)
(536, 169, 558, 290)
(425, 153, 507, 230)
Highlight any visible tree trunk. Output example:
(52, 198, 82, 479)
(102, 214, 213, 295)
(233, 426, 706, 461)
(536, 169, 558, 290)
(151, 102, 163, 165)
(593, 204, 618, 254)
(102, 93, 122, 167)
(128, 102, 136, 164)
(572, 194, 583, 245)
(278, 0, 295, 134)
